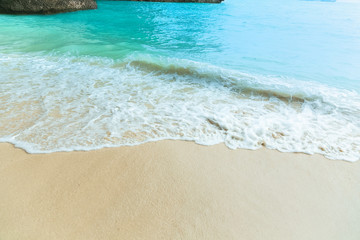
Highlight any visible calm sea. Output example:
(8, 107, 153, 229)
(0, 0, 359, 161)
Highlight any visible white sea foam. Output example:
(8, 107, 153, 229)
(0, 53, 359, 161)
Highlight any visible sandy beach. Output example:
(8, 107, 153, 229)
(1, 0, 360, 239)
(0, 141, 359, 240)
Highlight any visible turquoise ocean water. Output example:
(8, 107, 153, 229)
(0, 0, 359, 161)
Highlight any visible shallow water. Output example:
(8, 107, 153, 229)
(0, 0, 359, 161)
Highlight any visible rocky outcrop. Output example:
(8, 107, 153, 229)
(0, 0, 97, 14)
(0, 0, 223, 15)
(124, 0, 223, 2)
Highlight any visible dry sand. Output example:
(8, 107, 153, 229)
(0, 141, 359, 240)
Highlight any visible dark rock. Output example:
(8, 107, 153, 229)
(114, 0, 223, 3)
(0, 0, 97, 14)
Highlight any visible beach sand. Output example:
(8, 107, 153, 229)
(0, 141, 359, 240)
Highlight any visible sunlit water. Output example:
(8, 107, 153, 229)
(1, 0, 359, 161)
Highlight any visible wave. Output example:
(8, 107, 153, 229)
(0, 53, 359, 161)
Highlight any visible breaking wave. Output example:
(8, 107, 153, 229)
(1, 53, 359, 161)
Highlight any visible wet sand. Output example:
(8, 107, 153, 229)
(0, 141, 359, 240)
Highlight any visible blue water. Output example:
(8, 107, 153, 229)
(1, 0, 359, 160)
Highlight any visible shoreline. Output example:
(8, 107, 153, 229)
(1, 140, 359, 239)
(1, 50, 359, 162)
(2, 139, 358, 162)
